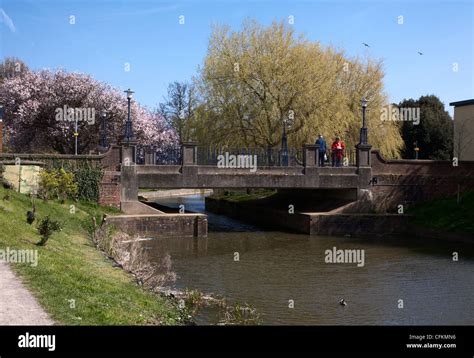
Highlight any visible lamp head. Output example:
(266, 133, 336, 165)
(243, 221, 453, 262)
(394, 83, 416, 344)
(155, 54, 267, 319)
(124, 88, 134, 99)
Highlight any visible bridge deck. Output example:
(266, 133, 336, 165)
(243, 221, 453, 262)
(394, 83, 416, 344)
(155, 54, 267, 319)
(133, 165, 368, 189)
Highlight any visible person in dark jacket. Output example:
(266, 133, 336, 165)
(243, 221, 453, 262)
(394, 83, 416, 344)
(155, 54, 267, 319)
(315, 134, 327, 167)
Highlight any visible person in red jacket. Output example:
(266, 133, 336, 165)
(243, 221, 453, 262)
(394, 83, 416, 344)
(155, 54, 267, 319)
(331, 136, 345, 167)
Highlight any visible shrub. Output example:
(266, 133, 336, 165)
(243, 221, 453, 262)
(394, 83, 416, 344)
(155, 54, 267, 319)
(36, 216, 63, 246)
(38, 168, 78, 201)
(74, 165, 103, 202)
(38, 169, 59, 200)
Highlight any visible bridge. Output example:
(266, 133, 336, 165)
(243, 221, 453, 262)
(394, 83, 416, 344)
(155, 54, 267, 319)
(118, 142, 373, 204)
(2, 139, 473, 238)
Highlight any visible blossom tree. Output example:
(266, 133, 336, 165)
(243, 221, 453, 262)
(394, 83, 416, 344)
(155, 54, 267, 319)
(0, 68, 178, 154)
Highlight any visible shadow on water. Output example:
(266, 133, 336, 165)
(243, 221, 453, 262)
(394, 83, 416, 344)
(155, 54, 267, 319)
(147, 194, 263, 233)
(143, 194, 474, 325)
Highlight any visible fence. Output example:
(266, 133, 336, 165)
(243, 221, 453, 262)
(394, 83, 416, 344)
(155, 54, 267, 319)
(134, 145, 357, 167)
(196, 146, 304, 167)
(135, 145, 181, 165)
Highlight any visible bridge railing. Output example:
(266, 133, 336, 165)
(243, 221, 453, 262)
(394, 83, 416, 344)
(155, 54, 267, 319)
(196, 146, 304, 167)
(135, 145, 181, 165)
(327, 149, 356, 167)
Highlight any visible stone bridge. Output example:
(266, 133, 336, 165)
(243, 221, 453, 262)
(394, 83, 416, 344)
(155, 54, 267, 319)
(121, 142, 372, 202)
(2, 141, 473, 215)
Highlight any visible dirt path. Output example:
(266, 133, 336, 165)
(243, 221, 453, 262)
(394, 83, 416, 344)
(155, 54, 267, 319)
(0, 262, 54, 325)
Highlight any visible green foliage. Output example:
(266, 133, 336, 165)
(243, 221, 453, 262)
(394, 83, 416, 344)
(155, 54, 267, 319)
(38, 163, 102, 203)
(195, 19, 404, 158)
(408, 191, 474, 234)
(399, 95, 453, 160)
(38, 168, 78, 201)
(74, 164, 103, 202)
(38, 169, 59, 200)
(0, 186, 180, 325)
(36, 215, 63, 246)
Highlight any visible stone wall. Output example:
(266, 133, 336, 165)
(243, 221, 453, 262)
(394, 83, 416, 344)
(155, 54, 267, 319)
(205, 196, 411, 237)
(105, 213, 208, 238)
(370, 150, 474, 212)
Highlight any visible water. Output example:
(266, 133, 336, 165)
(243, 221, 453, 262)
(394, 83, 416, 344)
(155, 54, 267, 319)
(143, 194, 474, 325)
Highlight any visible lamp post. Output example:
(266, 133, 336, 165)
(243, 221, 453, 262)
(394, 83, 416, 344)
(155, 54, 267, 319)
(123, 88, 136, 143)
(281, 117, 291, 166)
(0, 104, 4, 154)
(356, 97, 372, 167)
(99, 109, 108, 150)
(74, 116, 79, 156)
(359, 97, 368, 145)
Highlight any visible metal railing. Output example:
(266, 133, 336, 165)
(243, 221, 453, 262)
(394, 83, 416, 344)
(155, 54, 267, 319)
(135, 144, 356, 167)
(135, 145, 181, 165)
(326, 149, 356, 167)
(197, 146, 304, 167)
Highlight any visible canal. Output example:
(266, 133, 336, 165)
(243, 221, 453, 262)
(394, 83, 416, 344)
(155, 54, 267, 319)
(141, 194, 474, 325)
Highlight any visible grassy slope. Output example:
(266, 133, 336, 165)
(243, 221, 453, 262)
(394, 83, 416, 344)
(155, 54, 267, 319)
(408, 191, 474, 235)
(0, 186, 181, 325)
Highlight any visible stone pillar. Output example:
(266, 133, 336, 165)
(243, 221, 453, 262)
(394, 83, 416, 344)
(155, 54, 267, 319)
(303, 144, 319, 168)
(182, 142, 198, 165)
(120, 139, 138, 166)
(119, 139, 138, 207)
(356, 144, 372, 167)
(144, 146, 155, 165)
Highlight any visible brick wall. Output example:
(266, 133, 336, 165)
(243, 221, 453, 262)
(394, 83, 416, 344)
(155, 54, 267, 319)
(98, 145, 123, 208)
(100, 145, 121, 171)
(99, 171, 121, 209)
(370, 150, 474, 212)
(105, 214, 208, 238)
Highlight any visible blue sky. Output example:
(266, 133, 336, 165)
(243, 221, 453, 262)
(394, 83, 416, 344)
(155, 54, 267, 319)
(0, 0, 473, 115)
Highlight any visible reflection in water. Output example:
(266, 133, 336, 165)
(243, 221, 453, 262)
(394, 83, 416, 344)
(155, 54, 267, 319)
(143, 195, 474, 325)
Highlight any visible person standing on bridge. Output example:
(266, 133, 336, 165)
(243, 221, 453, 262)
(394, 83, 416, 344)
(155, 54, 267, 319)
(315, 134, 327, 167)
(331, 136, 345, 167)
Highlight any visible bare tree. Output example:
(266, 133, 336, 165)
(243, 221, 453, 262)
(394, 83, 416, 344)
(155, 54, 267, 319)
(0, 57, 28, 83)
(158, 81, 196, 142)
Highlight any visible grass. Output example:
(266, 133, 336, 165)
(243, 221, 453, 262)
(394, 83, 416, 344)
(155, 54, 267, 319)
(0, 186, 182, 325)
(408, 191, 474, 235)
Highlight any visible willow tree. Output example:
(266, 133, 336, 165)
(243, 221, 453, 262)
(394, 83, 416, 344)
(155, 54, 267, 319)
(196, 19, 403, 158)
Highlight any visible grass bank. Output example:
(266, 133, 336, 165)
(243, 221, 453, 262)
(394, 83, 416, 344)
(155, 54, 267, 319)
(408, 191, 474, 235)
(0, 186, 182, 325)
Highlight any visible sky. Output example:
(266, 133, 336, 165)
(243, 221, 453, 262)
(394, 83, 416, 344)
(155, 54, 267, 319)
(0, 0, 473, 116)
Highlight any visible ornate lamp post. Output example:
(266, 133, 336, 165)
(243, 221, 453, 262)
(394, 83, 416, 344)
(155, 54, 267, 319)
(99, 109, 108, 150)
(74, 115, 79, 156)
(360, 97, 368, 145)
(0, 104, 4, 154)
(281, 117, 292, 166)
(356, 97, 372, 167)
(123, 88, 136, 143)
